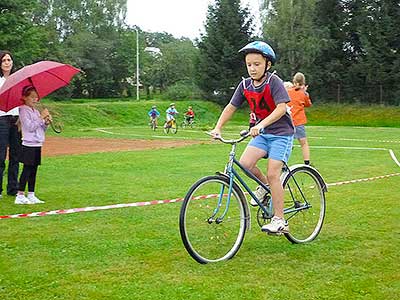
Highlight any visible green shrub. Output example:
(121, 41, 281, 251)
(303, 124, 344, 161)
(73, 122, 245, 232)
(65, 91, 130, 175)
(162, 81, 203, 100)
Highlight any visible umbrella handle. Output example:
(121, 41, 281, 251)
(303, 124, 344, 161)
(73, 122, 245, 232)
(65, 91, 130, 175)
(36, 103, 63, 134)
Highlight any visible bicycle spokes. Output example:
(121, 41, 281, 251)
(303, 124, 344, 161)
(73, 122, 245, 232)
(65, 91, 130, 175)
(179, 176, 247, 263)
(282, 167, 326, 243)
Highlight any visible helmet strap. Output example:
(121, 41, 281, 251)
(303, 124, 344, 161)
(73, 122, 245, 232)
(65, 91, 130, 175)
(255, 60, 271, 81)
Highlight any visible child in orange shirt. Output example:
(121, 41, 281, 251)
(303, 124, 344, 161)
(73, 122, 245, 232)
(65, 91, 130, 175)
(287, 72, 312, 165)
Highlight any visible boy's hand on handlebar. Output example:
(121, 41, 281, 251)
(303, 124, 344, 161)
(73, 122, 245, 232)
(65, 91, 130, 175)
(209, 128, 221, 139)
(250, 125, 263, 137)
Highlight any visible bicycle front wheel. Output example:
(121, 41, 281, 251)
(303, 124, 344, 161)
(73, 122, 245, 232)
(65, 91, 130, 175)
(171, 121, 178, 134)
(282, 166, 326, 243)
(163, 124, 169, 134)
(179, 175, 248, 264)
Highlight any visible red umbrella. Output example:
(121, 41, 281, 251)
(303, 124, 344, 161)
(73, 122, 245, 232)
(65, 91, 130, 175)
(0, 60, 81, 111)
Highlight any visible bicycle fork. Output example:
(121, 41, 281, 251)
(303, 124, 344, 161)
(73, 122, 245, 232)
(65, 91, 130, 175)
(208, 145, 237, 224)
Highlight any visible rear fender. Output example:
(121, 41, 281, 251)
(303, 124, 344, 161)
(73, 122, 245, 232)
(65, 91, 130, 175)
(281, 164, 328, 192)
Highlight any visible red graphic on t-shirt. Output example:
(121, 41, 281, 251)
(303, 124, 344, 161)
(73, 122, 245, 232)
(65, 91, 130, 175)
(244, 84, 276, 121)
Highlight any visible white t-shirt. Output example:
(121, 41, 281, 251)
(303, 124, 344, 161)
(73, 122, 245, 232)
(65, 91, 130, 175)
(0, 76, 19, 116)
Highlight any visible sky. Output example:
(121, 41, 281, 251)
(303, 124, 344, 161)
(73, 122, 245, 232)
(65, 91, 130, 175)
(126, 0, 262, 40)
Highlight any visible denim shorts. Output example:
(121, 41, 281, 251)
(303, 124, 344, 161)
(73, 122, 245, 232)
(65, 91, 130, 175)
(248, 133, 294, 162)
(294, 125, 307, 139)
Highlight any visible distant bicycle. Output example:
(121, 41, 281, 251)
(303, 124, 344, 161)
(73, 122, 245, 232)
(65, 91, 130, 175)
(163, 118, 177, 134)
(181, 117, 195, 129)
(149, 118, 158, 131)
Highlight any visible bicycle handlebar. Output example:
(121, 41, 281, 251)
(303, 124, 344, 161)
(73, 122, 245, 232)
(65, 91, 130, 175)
(206, 130, 251, 144)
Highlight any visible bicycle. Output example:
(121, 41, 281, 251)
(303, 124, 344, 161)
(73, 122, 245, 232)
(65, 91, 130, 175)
(181, 117, 195, 129)
(179, 131, 327, 264)
(149, 117, 158, 131)
(163, 118, 178, 134)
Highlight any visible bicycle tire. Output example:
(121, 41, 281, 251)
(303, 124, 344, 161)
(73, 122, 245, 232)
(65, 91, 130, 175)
(282, 165, 326, 243)
(171, 121, 178, 134)
(181, 121, 186, 129)
(179, 175, 249, 264)
(163, 124, 170, 134)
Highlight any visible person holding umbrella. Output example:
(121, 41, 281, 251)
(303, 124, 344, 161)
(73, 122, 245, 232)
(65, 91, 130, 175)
(14, 86, 51, 204)
(0, 50, 21, 198)
(0, 60, 81, 204)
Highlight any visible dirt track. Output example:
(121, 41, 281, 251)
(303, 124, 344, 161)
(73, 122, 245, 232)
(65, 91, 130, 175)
(42, 136, 202, 157)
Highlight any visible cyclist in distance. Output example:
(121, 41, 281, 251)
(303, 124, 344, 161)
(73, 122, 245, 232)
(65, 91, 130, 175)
(165, 103, 179, 128)
(148, 105, 160, 128)
(184, 106, 195, 125)
(210, 41, 295, 234)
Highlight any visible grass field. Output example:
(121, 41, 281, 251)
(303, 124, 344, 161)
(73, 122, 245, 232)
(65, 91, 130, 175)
(0, 101, 399, 299)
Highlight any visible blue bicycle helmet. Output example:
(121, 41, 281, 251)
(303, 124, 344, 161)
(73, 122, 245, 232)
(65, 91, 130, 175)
(239, 41, 276, 64)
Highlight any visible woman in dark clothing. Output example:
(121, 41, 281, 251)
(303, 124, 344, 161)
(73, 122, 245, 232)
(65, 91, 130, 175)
(0, 50, 21, 198)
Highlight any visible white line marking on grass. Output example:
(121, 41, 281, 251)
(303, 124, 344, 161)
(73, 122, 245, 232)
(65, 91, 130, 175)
(308, 136, 400, 144)
(300, 145, 390, 151)
(389, 150, 400, 167)
(339, 138, 400, 144)
(92, 128, 211, 141)
(95, 129, 116, 134)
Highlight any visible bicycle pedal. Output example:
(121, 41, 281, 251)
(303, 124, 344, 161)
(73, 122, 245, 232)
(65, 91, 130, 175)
(267, 232, 284, 236)
(266, 230, 288, 236)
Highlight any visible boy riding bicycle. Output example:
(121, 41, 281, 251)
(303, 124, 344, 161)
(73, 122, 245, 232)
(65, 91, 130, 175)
(184, 106, 195, 124)
(148, 105, 160, 127)
(164, 103, 179, 128)
(210, 41, 294, 234)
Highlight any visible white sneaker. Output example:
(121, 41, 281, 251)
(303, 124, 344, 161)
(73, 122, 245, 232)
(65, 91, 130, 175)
(250, 185, 268, 206)
(261, 216, 288, 234)
(15, 194, 30, 205)
(27, 195, 45, 204)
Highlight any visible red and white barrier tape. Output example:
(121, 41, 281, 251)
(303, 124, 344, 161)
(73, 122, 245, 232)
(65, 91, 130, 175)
(0, 172, 399, 220)
(0, 193, 224, 220)
(326, 172, 400, 187)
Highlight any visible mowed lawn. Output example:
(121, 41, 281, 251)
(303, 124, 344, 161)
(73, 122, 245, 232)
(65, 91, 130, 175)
(0, 125, 399, 300)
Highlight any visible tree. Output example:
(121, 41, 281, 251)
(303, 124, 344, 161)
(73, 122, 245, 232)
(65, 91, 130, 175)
(261, 0, 325, 82)
(42, 0, 128, 98)
(0, 1, 49, 66)
(311, 0, 347, 101)
(342, 0, 400, 104)
(139, 33, 200, 98)
(160, 38, 199, 87)
(197, 0, 254, 103)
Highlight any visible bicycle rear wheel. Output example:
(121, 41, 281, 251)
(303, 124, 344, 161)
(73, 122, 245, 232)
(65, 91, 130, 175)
(282, 166, 326, 243)
(179, 175, 248, 264)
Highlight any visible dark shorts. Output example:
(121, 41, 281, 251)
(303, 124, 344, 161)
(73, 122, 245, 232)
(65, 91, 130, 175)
(20, 145, 41, 166)
(294, 125, 307, 139)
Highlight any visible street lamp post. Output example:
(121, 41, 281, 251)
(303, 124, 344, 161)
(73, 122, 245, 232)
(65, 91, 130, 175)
(135, 28, 139, 100)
